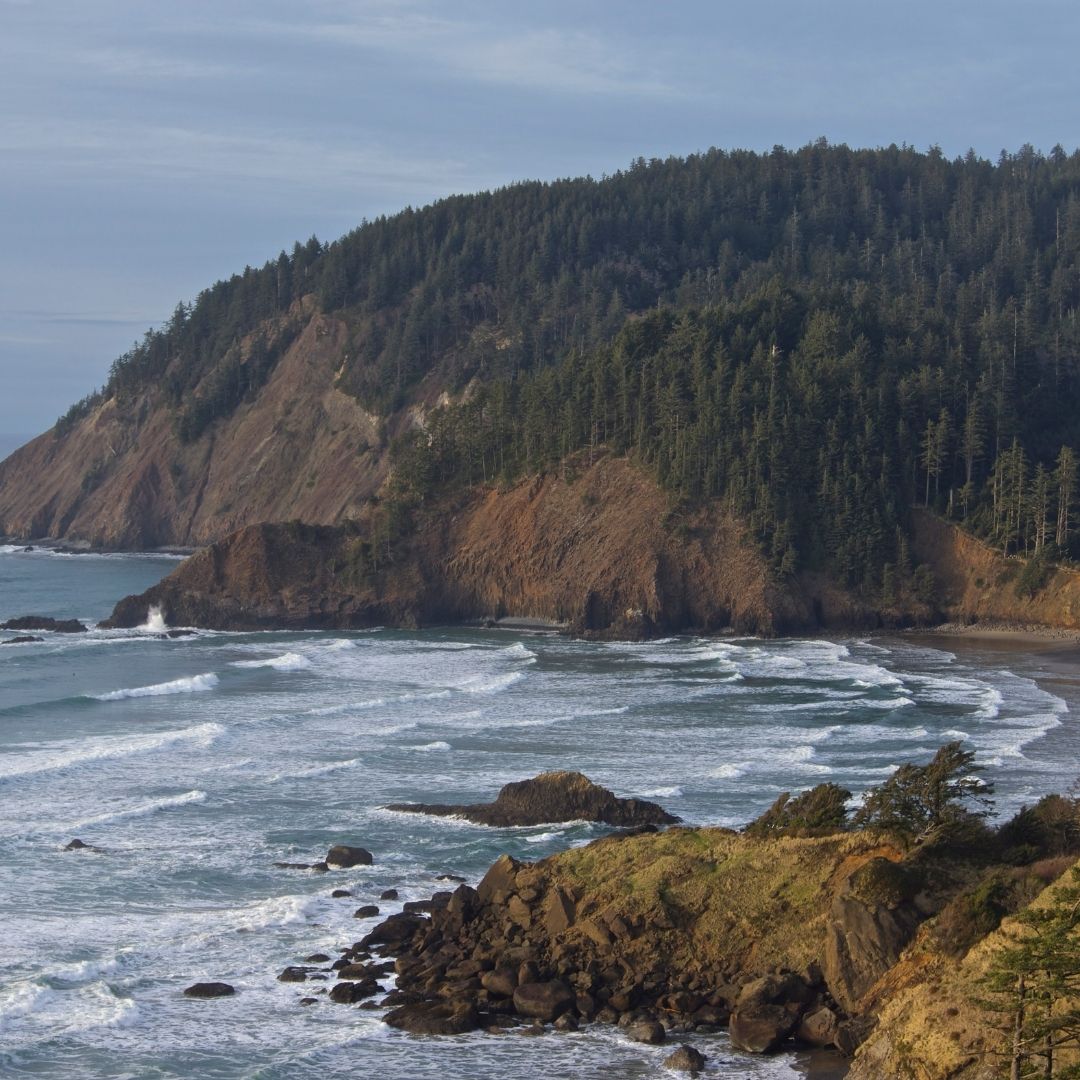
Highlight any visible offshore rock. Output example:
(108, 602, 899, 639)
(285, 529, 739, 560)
(386, 771, 679, 828)
(326, 844, 373, 868)
(664, 1045, 707, 1073)
(2, 615, 86, 633)
(183, 982, 235, 998)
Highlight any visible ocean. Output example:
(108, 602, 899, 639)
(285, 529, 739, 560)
(0, 547, 1076, 1079)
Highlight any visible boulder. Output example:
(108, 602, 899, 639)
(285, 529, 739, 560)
(797, 1006, 840, 1047)
(354, 905, 380, 919)
(331, 889, 352, 899)
(304, 953, 331, 963)
(183, 982, 235, 998)
(477, 854, 521, 905)
(386, 771, 679, 828)
(64, 838, 91, 851)
(360, 913, 428, 948)
(481, 967, 519, 998)
(513, 980, 576, 1021)
(326, 845, 373, 868)
(544, 887, 576, 937)
(834, 1015, 877, 1056)
(729, 1005, 800, 1053)
(277, 966, 310, 983)
(383, 1000, 480, 1035)
(380, 888, 399, 900)
(625, 1018, 666, 1044)
(2, 635, 42, 644)
(1, 615, 87, 633)
(329, 979, 379, 1004)
(736, 972, 813, 1010)
(663, 1045, 707, 1074)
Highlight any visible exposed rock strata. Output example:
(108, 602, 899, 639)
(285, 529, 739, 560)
(101, 456, 888, 637)
(386, 772, 679, 828)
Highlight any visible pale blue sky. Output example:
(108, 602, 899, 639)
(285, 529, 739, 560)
(2, 0, 1078, 437)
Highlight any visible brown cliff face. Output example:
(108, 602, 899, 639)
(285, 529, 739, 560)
(912, 509, 1080, 629)
(103, 456, 852, 636)
(0, 302, 389, 549)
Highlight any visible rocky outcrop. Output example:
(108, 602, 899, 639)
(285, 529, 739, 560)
(823, 857, 928, 1014)
(291, 824, 982, 1061)
(326, 845, 373, 868)
(99, 456, 886, 637)
(2, 615, 87, 633)
(386, 772, 679, 828)
(183, 982, 235, 998)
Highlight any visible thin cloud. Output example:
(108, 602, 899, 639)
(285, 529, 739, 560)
(253, 8, 684, 101)
(0, 118, 478, 198)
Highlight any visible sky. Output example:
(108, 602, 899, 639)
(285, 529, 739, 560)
(2, 0, 1079, 440)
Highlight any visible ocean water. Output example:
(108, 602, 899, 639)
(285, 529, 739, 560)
(1, 548, 1077, 1079)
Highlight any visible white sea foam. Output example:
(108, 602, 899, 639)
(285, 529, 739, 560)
(457, 670, 526, 695)
(710, 763, 748, 779)
(308, 689, 451, 716)
(638, 785, 683, 798)
(93, 672, 218, 701)
(140, 605, 168, 633)
(231, 652, 311, 672)
(501, 642, 537, 661)
(412, 741, 451, 752)
(0, 981, 54, 1031)
(66, 789, 207, 829)
(0, 722, 223, 780)
(269, 757, 361, 782)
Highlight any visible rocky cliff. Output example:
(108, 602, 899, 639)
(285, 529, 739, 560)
(0, 301, 391, 549)
(102, 455, 886, 637)
(912, 509, 1080, 631)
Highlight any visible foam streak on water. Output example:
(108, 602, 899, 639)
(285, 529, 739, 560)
(1, 554, 1078, 1078)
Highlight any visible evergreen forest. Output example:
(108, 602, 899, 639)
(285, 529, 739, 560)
(58, 141, 1080, 593)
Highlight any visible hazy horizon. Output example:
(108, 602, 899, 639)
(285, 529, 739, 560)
(4, 0, 1080, 435)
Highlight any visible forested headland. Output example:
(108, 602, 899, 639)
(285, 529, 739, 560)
(13, 141, 1080, 607)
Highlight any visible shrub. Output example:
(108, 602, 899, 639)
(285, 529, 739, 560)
(746, 782, 852, 837)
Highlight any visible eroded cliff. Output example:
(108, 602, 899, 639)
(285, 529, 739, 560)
(0, 301, 390, 549)
(102, 455, 884, 636)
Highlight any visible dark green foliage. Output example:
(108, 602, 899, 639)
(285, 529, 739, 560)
(64, 143, 1080, 588)
(852, 741, 994, 844)
(745, 782, 852, 837)
(55, 390, 104, 436)
(934, 869, 1049, 958)
(174, 323, 303, 443)
(999, 795, 1080, 862)
(1015, 550, 1055, 598)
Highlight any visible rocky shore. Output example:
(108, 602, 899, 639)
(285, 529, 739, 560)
(250, 772, 1020, 1075)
